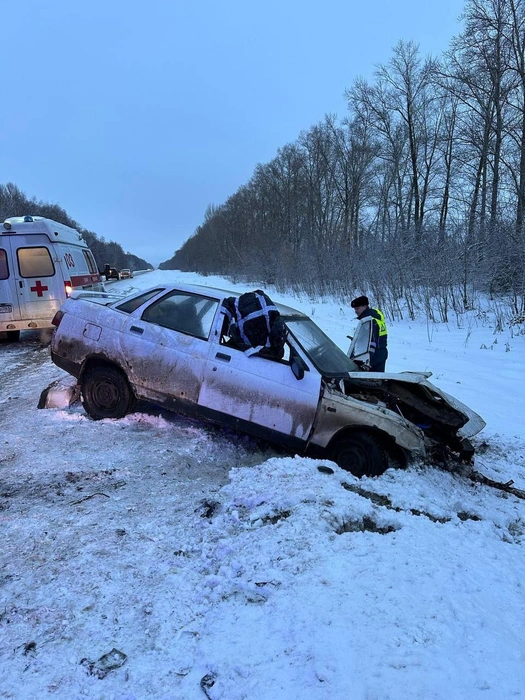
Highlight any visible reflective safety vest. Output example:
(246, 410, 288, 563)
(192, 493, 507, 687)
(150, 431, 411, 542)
(373, 308, 388, 337)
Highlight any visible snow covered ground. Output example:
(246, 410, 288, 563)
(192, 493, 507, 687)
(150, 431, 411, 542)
(1, 270, 524, 700)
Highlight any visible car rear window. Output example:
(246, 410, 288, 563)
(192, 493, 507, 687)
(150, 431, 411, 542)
(115, 289, 164, 314)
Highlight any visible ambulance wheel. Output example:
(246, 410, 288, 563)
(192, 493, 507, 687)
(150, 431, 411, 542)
(1, 330, 20, 342)
(331, 433, 388, 478)
(81, 365, 136, 420)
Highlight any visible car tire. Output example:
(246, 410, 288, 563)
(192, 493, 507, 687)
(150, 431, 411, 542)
(331, 433, 389, 478)
(81, 365, 136, 420)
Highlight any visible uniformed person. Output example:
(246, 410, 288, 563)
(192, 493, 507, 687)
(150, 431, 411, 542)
(350, 295, 388, 371)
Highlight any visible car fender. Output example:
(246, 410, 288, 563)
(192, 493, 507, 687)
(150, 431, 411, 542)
(310, 386, 426, 457)
(51, 299, 135, 384)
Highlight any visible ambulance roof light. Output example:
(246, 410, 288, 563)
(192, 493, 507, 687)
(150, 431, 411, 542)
(4, 215, 44, 226)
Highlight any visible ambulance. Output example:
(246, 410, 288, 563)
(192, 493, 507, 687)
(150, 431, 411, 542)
(0, 216, 104, 341)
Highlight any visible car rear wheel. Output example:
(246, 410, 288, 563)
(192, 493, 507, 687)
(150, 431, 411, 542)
(331, 433, 389, 478)
(81, 365, 136, 420)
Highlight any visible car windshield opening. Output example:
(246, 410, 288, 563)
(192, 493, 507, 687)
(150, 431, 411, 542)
(284, 316, 358, 376)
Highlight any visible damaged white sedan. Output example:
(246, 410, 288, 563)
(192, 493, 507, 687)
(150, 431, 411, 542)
(49, 283, 485, 477)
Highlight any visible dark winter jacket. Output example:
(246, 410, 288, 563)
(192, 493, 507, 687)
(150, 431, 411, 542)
(357, 307, 388, 371)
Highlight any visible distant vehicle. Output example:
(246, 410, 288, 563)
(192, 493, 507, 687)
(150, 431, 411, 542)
(0, 215, 103, 341)
(120, 269, 133, 279)
(103, 265, 120, 281)
(49, 283, 486, 477)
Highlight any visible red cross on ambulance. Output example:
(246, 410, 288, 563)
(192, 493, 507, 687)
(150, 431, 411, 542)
(30, 280, 49, 297)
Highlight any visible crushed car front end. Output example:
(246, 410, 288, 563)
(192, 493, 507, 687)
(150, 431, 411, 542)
(283, 313, 485, 470)
(320, 371, 486, 466)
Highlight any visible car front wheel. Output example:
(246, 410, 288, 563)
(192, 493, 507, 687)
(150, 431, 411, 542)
(81, 365, 136, 420)
(331, 433, 388, 478)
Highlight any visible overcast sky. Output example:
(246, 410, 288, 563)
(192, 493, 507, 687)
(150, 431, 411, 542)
(3, 0, 465, 266)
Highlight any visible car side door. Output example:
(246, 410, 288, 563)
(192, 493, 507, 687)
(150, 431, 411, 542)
(199, 313, 322, 444)
(118, 290, 220, 407)
(347, 317, 373, 364)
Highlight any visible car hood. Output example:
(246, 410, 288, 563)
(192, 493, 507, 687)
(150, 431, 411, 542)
(344, 369, 486, 440)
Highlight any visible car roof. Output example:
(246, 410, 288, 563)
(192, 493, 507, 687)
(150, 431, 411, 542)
(122, 283, 307, 318)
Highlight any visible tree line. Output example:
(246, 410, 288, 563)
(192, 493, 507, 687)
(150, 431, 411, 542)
(0, 182, 152, 273)
(163, 0, 525, 320)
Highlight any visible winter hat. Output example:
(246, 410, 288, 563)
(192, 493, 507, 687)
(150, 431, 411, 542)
(351, 295, 369, 308)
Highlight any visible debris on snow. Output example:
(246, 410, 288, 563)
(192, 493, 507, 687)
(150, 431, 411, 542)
(37, 377, 80, 410)
(81, 648, 127, 679)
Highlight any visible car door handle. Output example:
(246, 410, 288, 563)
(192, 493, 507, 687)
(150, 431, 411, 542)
(215, 352, 231, 362)
(130, 325, 144, 334)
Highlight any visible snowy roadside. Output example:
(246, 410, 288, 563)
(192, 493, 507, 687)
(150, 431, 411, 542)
(1, 274, 525, 699)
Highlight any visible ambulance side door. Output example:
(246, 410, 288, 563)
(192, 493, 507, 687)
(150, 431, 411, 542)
(61, 243, 101, 288)
(0, 239, 21, 322)
(13, 237, 62, 320)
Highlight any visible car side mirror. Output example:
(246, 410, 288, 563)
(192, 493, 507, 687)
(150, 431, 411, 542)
(290, 351, 306, 380)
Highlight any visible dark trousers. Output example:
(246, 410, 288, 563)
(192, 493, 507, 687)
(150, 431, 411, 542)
(370, 348, 388, 372)
(370, 359, 386, 372)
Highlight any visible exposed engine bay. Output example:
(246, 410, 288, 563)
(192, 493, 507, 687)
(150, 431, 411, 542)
(336, 375, 474, 461)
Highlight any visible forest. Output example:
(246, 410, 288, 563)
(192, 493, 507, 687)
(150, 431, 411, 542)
(0, 182, 152, 273)
(162, 0, 525, 320)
